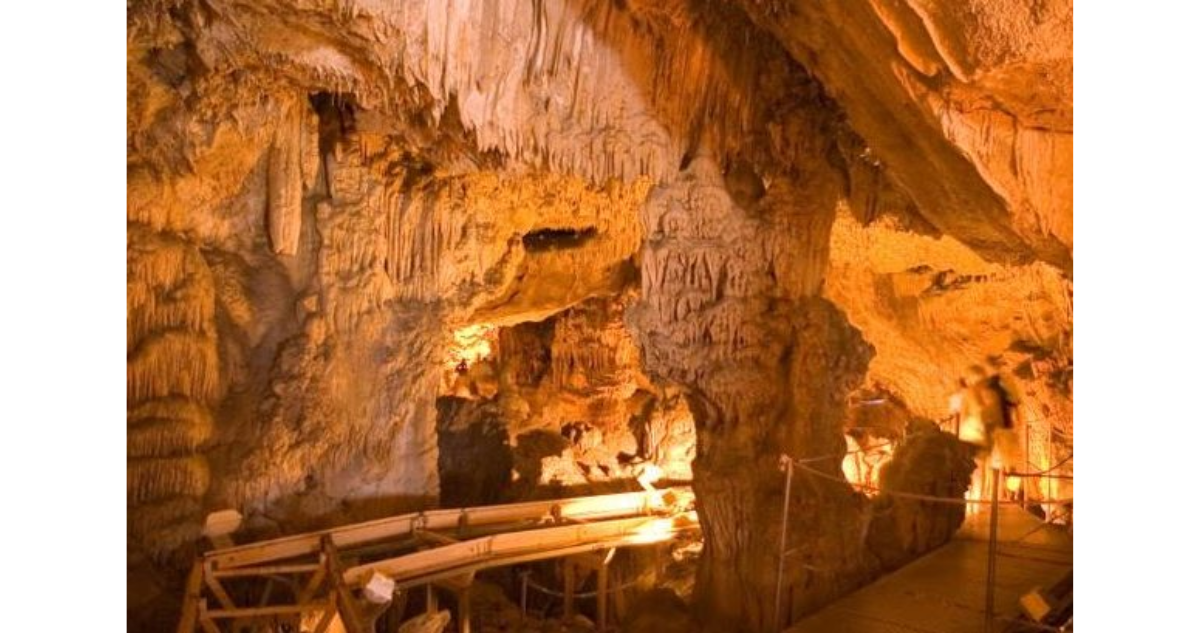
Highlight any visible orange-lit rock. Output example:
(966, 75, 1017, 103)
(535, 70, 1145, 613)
(128, 1, 1070, 630)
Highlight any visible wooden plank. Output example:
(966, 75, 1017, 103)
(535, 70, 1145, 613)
(208, 488, 692, 569)
(212, 562, 322, 578)
(204, 602, 334, 618)
(176, 560, 204, 633)
(344, 513, 698, 585)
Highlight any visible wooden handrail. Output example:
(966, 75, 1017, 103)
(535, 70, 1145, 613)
(208, 487, 691, 569)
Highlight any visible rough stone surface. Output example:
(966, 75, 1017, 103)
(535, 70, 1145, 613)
(127, 1, 1071, 630)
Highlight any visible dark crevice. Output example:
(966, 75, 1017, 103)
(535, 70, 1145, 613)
(521, 227, 599, 252)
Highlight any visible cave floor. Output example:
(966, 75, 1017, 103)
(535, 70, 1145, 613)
(788, 507, 1072, 633)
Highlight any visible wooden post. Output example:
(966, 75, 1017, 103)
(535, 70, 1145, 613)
(519, 570, 529, 622)
(177, 560, 204, 633)
(436, 574, 474, 633)
(458, 589, 472, 633)
(426, 584, 437, 615)
(297, 553, 328, 603)
(322, 537, 367, 633)
(596, 556, 609, 631)
(984, 466, 1001, 633)
(563, 560, 575, 619)
(1023, 420, 1031, 510)
(391, 587, 409, 628)
(773, 455, 794, 633)
(613, 568, 628, 623)
(196, 599, 221, 633)
(311, 594, 339, 633)
(202, 560, 236, 610)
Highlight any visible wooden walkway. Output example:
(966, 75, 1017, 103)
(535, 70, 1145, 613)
(178, 487, 697, 633)
(788, 508, 1072, 633)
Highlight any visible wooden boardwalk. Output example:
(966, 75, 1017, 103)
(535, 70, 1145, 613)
(178, 488, 697, 633)
(788, 508, 1072, 633)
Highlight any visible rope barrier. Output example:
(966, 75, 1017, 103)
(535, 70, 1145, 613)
(521, 573, 643, 600)
(798, 442, 1072, 481)
(791, 441, 893, 465)
(789, 459, 1074, 507)
(1009, 453, 1074, 478)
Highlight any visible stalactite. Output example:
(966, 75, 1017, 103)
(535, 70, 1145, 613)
(127, 331, 220, 404)
(126, 229, 218, 553)
(128, 415, 214, 459)
(127, 497, 202, 546)
(127, 456, 211, 506)
(268, 100, 306, 256)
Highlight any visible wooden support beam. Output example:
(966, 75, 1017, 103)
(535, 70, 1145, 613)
(434, 572, 474, 593)
(196, 599, 221, 633)
(358, 596, 393, 631)
(564, 560, 576, 619)
(458, 586, 472, 633)
(323, 536, 367, 633)
(520, 570, 529, 623)
(202, 560, 236, 610)
(257, 576, 275, 607)
(613, 566, 628, 624)
(426, 584, 437, 615)
(565, 548, 615, 630)
(415, 529, 460, 547)
(568, 548, 615, 572)
(391, 587, 410, 627)
(310, 596, 338, 633)
(212, 562, 322, 578)
(434, 573, 475, 633)
(177, 560, 204, 633)
(203, 602, 337, 618)
(297, 553, 328, 603)
(597, 555, 609, 631)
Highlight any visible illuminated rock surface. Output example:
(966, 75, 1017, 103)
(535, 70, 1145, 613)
(127, 1, 1070, 630)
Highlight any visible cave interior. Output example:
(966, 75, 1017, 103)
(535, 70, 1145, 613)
(127, 1, 1073, 631)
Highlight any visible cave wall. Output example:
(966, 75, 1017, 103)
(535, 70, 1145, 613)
(734, 0, 1073, 270)
(826, 209, 1073, 497)
(437, 293, 697, 507)
(128, 0, 1070, 630)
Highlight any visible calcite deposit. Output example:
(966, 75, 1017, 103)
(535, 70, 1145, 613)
(127, 0, 1071, 630)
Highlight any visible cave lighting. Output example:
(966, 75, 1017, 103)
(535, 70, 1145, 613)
(448, 323, 497, 370)
(637, 464, 665, 492)
(629, 513, 699, 545)
(841, 434, 894, 495)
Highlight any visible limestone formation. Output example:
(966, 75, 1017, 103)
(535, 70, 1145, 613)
(127, 1, 1071, 630)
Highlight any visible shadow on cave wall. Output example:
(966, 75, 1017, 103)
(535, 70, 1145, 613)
(436, 396, 515, 507)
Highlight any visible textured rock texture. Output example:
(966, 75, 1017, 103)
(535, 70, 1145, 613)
(736, 0, 1073, 270)
(128, 0, 1070, 630)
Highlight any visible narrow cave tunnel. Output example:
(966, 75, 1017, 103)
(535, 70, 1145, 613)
(128, 1, 1073, 631)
